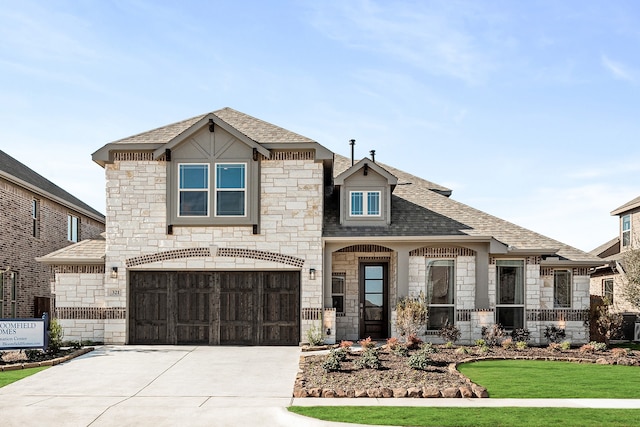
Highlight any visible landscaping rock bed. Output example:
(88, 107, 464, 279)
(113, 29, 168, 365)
(294, 344, 640, 398)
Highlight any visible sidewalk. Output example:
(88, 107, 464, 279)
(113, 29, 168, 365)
(291, 397, 640, 409)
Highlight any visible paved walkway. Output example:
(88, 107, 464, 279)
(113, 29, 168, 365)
(1, 345, 638, 427)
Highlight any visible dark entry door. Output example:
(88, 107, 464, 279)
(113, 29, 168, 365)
(360, 262, 388, 339)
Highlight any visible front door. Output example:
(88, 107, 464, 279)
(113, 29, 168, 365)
(360, 262, 388, 339)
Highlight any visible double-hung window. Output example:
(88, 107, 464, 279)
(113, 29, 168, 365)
(67, 214, 79, 242)
(426, 259, 455, 330)
(179, 164, 209, 217)
(553, 269, 572, 308)
(10, 272, 16, 318)
(622, 215, 631, 247)
(496, 260, 524, 330)
(215, 163, 246, 216)
(350, 191, 380, 216)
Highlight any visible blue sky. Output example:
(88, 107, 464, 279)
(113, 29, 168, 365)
(1, 0, 638, 252)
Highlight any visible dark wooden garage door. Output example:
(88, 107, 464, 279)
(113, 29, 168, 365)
(129, 271, 300, 345)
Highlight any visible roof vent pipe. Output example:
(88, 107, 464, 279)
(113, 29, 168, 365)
(349, 139, 356, 166)
(370, 150, 375, 163)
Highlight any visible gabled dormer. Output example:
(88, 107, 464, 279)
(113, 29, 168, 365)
(334, 158, 397, 226)
(156, 113, 270, 229)
(611, 195, 640, 251)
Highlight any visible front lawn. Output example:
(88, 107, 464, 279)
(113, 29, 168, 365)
(0, 367, 48, 388)
(457, 360, 640, 398)
(288, 407, 640, 427)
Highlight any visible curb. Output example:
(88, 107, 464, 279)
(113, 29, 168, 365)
(0, 347, 94, 372)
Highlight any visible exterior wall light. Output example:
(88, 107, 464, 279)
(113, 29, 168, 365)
(111, 267, 118, 279)
(309, 268, 316, 280)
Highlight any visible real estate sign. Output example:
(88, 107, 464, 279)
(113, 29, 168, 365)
(0, 317, 48, 350)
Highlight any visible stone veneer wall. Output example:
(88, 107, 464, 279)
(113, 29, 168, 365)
(332, 250, 396, 342)
(85, 156, 324, 344)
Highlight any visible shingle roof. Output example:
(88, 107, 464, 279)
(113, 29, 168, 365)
(0, 149, 105, 220)
(611, 196, 640, 216)
(109, 107, 316, 146)
(590, 237, 620, 260)
(36, 233, 106, 264)
(325, 154, 600, 263)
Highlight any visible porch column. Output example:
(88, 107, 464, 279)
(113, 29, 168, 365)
(397, 248, 410, 299)
(474, 246, 490, 309)
(323, 242, 336, 308)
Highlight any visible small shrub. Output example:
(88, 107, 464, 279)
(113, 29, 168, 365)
(444, 341, 454, 349)
(25, 349, 44, 360)
(455, 346, 470, 355)
(406, 334, 423, 350)
(579, 343, 595, 353)
(543, 325, 566, 344)
(591, 341, 608, 352)
(395, 292, 428, 340)
(322, 349, 343, 372)
(511, 328, 530, 343)
(393, 345, 409, 357)
(306, 324, 324, 346)
(419, 342, 438, 354)
(359, 336, 376, 349)
(356, 347, 382, 369)
(407, 346, 434, 370)
(481, 324, 505, 347)
(478, 345, 490, 354)
(611, 347, 629, 358)
(560, 340, 571, 351)
(339, 340, 354, 350)
(385, 337, 400, 350)
(501, 337, 515, 350)
(438, 323, 461, 344)
(516, 340, 528, 351)
(548, 342, 562, 352)
(48, 318, 64, 354)
(475, 339, 486, 347)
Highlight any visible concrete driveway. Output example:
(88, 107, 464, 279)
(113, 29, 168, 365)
(0, 345, 338, 427)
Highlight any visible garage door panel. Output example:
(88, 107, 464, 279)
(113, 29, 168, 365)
(130, 270, 299, 345)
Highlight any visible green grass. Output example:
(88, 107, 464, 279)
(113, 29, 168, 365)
(457, 360, 640, 398)
(288, 407, 640, 427)
(0, 367, 48, 388)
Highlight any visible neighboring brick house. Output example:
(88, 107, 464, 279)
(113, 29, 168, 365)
(38, 108, 603, 345)
(0, 150, 105, 319)
(590, 196, 640, 334)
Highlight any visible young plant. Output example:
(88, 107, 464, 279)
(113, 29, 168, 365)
(306, 323, 324, 346)
(438, 323, 461, 344)
(543, 325, 566, 344)
(358, 336, 376, 349)
(511, 328, 530, 343)
(395, 292, 428, 341)
(356, 347, 382, 369)
(48, 318, 64, 354)
(481, 324, 505, 347)
(322, 349, 343, 372)
(501, 337, 515, 350)
(407, 345, 435, 370)
(560, 340, 572, 351)
(406, 333, 423, 350)
(516, 340, 528, 351)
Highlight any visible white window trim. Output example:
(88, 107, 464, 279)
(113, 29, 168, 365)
(349, 190, 381, 217)
(177, 163, 210, 218)
(67, 214, 79, 242)
(622, 214, 631, 247)
(425, 258, 456, 330)
(331, 275, 346, 314)
(214, 162, 247, 218)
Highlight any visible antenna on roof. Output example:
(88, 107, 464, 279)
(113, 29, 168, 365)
(370, 150, 376, 163)
(349, 139, 356, 166)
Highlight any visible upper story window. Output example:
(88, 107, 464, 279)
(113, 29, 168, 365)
(622, 214, 631, 247)
(426, 259, 455, 330)
(179, 164, 209, 217)
(216, 164, 246, 216)
(350, 191, 380, 216)
(67, 214, 79, 242)
(553, 269, 572, 308)
(32, 199, 40, 238)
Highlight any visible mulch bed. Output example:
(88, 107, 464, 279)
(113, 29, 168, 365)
(294, 345, 640, 398)
(0, 347, 94, 371)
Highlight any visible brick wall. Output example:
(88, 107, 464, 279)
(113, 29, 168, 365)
(0, 178, 104, 318)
